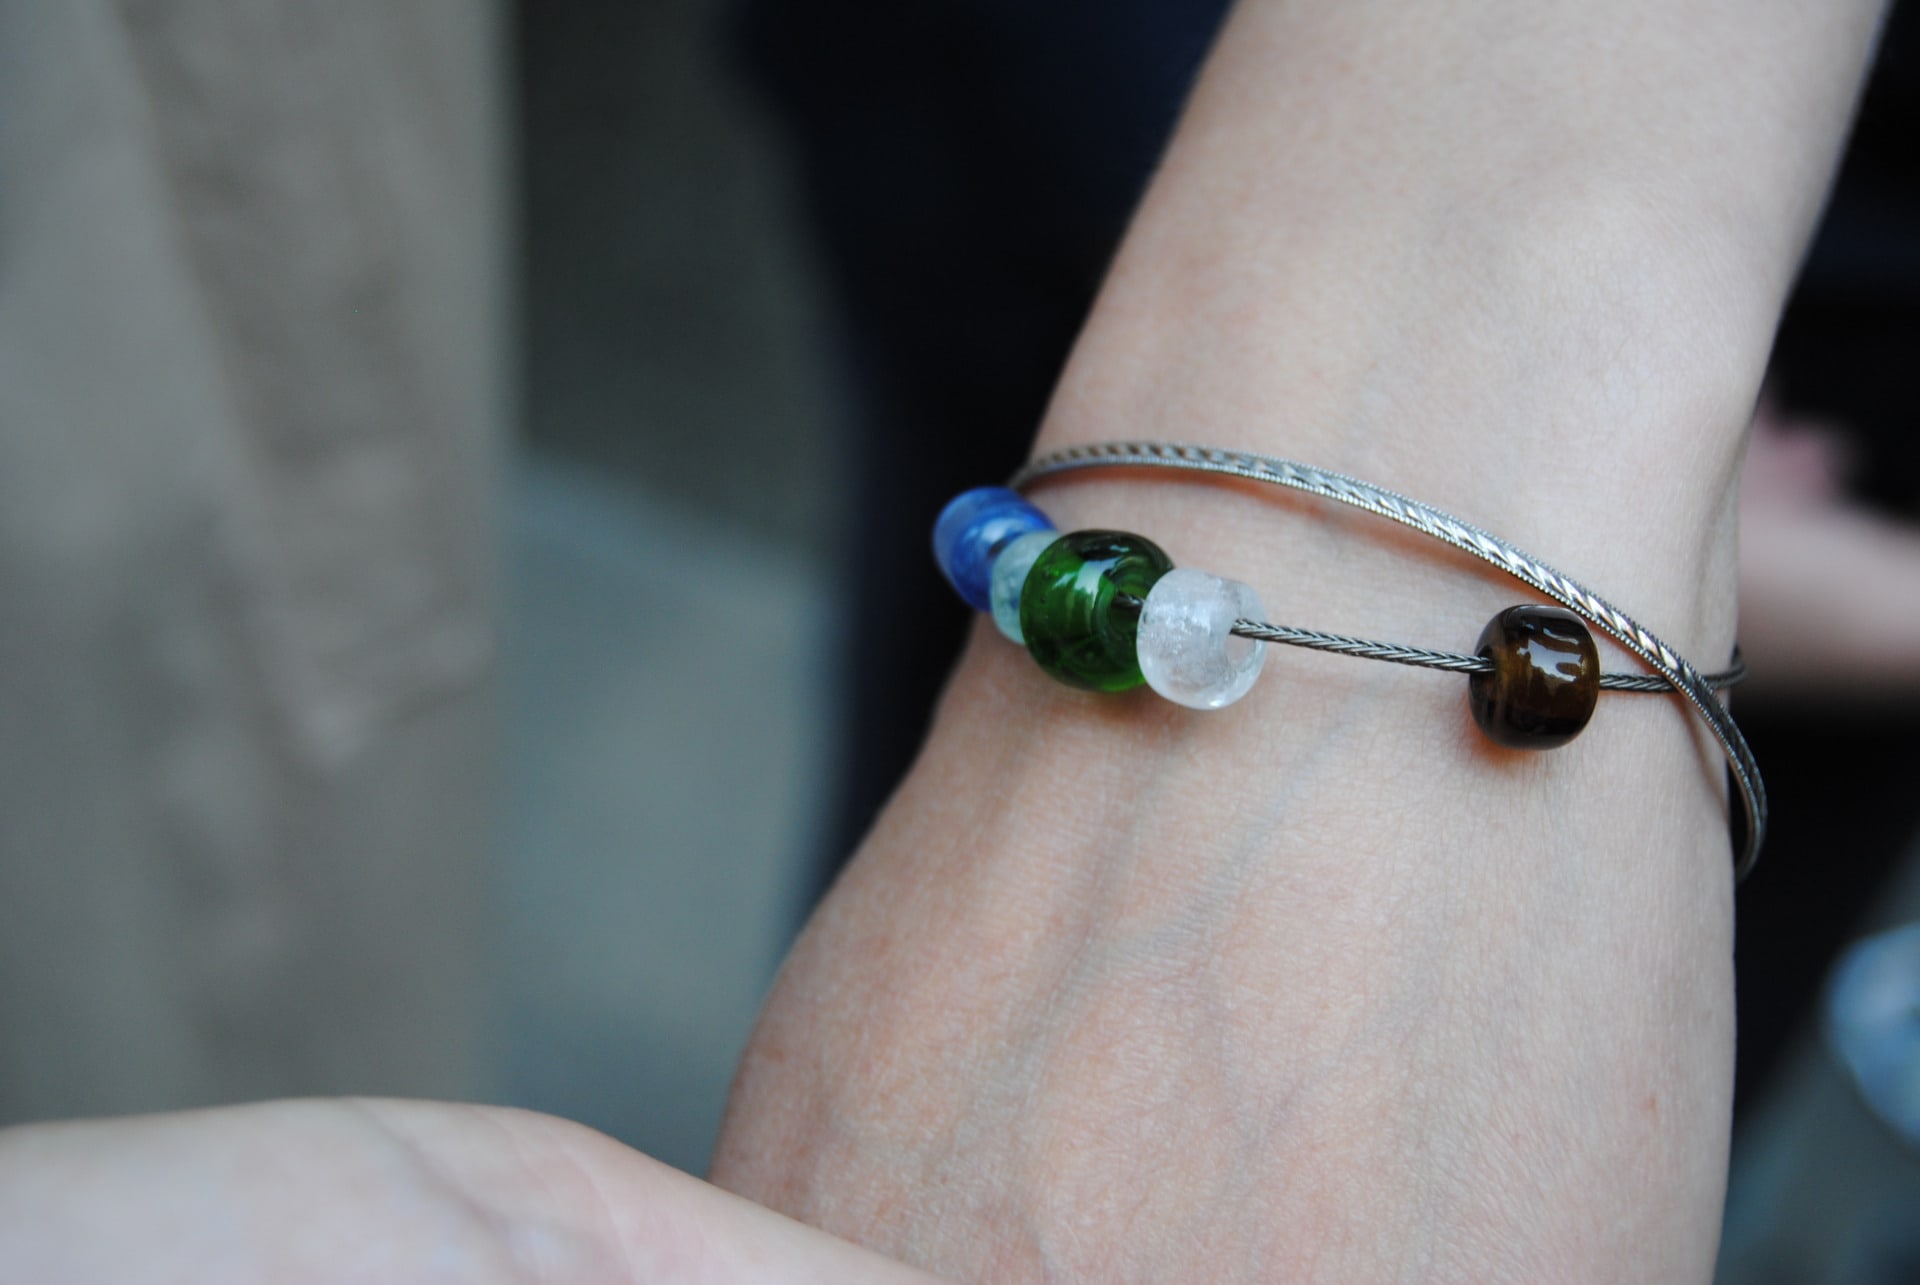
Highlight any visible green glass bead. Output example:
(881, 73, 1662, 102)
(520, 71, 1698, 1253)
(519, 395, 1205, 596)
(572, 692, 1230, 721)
(1019, 530, 1174, 692)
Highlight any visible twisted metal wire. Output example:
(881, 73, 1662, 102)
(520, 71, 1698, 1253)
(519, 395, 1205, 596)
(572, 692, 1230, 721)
(1011, 440, 1766, 880)
(1230, 621, 1749, 692)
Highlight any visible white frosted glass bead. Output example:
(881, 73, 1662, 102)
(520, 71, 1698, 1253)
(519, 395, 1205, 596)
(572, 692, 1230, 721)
(988, 529, 1060, 644)
(1138, 567, 1267, 709)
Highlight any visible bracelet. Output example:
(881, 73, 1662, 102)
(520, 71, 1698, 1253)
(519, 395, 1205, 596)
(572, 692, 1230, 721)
(933, 440, 1765, 879)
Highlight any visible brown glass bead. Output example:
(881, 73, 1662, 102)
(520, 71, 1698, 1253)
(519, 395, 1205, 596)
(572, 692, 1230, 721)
(1467, 605, 1601, 749)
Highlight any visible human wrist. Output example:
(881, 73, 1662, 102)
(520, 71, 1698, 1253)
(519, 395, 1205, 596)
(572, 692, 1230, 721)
(718, 615, 1737, 1279)
(716, 2, 1889, 1275)
(1040, 199, 1761, 650)
(1023, 0, 1885, 655)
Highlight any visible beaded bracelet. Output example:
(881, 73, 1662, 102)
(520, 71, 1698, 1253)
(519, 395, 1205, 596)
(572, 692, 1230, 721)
(934, 441, 1766, 879)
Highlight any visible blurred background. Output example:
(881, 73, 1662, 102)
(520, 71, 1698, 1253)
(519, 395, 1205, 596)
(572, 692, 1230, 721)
(0, 2, 1916, 1280)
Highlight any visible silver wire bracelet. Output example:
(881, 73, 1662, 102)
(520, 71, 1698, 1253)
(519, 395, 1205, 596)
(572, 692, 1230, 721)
(1004, 441, 1766, 879)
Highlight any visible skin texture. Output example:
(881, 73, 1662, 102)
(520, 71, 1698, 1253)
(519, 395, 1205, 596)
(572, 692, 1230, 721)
(1, 4, 1909, 1283)
(710, 2, 1888, 1281)
(0, 1099, 948, 1285)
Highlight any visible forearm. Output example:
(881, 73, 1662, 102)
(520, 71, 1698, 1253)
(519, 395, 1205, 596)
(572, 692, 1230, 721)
(714, 3, 1884, 1281)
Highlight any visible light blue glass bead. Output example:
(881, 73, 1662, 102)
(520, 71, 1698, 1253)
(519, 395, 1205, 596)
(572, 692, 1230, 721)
(1137, 567, 1267, 709)
(987, 529, 1059, 644)
(932, 487, 1054, 612)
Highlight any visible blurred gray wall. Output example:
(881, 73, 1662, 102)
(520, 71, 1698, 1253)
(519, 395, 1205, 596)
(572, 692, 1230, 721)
(0, 0, 505, 1116)
(509, 0, 843, 1173)
(522, 0, 841, 552)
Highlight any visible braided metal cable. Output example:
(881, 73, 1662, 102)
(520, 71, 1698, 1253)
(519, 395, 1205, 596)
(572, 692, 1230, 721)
(1229, 621, 1749, 692)
(1011, 440, 1766, 880)
(1230, 621, 1492, 673)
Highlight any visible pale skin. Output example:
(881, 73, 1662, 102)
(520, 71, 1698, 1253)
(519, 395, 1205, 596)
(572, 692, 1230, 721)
(0, 2, 1895, 1282)
(0, 1100, 945, 1285)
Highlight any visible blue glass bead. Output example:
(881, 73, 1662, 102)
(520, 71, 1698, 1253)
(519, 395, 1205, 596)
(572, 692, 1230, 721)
(932, 487, 1055, 612)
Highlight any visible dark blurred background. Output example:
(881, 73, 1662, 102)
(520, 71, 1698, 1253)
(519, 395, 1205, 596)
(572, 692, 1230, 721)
(0, 2, 1915, 1280)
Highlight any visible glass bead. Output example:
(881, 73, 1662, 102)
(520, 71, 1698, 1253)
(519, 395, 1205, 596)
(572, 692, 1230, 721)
(988, 529, 1059, 644)
(1019, 530, 1173, 692)
(1137, 568, 1267, 709)
(1467, 605, 1600, 749)
(932, 487, 1055, 613)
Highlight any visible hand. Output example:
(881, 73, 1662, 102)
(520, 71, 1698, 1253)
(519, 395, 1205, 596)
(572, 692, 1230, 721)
(707, 2, 1886, 1280)
(0, 1099, 943, 1285)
